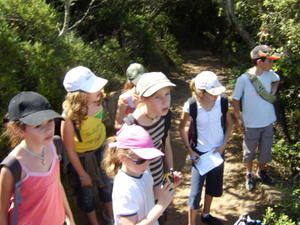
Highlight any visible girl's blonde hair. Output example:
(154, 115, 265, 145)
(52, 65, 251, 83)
(2, 121, 25, 148)
(62, 90, 106, 128)
(189, 78, 205, 98)
(123, 80, 135, 91)
(102, 137, 126, 178)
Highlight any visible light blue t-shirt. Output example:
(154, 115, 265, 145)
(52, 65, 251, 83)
(232, 70, 280, 128)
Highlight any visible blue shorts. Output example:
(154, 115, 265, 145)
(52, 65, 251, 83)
(188, 153, 224, 209)
(71, 147, 113, 213)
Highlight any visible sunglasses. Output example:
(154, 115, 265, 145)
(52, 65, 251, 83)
(127, 155, 148, 165)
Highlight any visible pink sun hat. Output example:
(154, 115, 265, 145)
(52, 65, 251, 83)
(112, 125, 164, 160)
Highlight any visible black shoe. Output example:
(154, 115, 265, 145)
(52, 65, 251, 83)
(257, 170, 274, 185)
(201, 214, 223, 225)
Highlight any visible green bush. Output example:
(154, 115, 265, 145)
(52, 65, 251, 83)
(263, 207, 298, 225)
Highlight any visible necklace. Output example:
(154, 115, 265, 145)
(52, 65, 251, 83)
(145, 113, 158, 121)
(23, 146, 46, 165)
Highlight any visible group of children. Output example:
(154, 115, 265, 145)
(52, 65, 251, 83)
(0, 44, 280, 225)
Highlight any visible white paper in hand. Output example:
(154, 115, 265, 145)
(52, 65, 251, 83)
(194, 151, 224, 175)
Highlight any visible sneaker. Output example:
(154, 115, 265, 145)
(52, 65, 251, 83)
(245, 173, 255, 191)
(201, 214, 223, 225)
(257, 170, 274, 185)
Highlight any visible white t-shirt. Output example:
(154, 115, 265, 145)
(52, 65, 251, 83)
(112, 169, 158, 225)
(232, 70, 280, 128)
(183, 96, 224, 153)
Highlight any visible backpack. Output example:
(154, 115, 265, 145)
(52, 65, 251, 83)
(0, 136, 66, 225)
(188, 96, 228, 149)
(123, 110, 172, 150)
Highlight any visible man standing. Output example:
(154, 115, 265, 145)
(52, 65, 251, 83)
(232, 45, 280, 191)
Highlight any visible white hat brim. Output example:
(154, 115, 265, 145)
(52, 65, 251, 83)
(141, 82, 176, 97)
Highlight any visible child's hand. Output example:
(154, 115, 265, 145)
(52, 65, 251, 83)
(65, 217, 76, 225)
(172, 171, 182, 187)
(157, 182, 174, 209)
(79, 173, 92, 187)
(189, 152, 200, 163)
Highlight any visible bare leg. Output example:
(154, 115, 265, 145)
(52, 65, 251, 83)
(87, 210, 100, 225)
(188, 207, 197, 225)
(202, 194, 213, 214)
(104, 202, 113, 220)
(246, 161, 253, 174)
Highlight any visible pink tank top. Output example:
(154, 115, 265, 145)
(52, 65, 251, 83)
(8, 144, 65, 225)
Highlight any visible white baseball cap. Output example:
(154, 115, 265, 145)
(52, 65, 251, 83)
(194, 71, 225, 96)
(136, 72, 176, 97)
(63, 66, 108, 93)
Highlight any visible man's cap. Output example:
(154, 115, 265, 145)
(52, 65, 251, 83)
(63, 66, 108, 93)
(8, 91, 61, 126)
(250, 45, 281, 60)
(111, 125, 164, 160)
(194, 71, 226, 96)
(136, 72, 176, 97)
(126, 63, 145, 85)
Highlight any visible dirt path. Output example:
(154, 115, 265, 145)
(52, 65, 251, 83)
(167, 50, 282, 225)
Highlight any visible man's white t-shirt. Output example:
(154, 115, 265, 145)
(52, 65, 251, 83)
(183, 96, 224, 153)
(112, 169, 158, 225)
(232, 70, 280, 128)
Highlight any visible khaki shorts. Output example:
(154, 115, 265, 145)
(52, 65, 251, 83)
(243, 124, 274, 164)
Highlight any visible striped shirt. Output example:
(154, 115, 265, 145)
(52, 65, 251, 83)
(136, 117, 166, 186)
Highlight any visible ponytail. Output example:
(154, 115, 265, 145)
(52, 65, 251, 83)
(102, 136, 124, 178)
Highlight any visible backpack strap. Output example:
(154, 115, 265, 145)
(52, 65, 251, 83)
(188, 96, 198, 148)
(220, 96, 228, 134)
(72, 120, 82, 142)
(0, 155, 22, 225)
(247, 72, 276, 103)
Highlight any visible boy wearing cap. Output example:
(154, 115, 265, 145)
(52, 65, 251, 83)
(232, 45, 280, 191)
(179, 71, 232, 225)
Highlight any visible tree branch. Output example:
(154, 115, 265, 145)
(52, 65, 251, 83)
(225, 0, 256, 47)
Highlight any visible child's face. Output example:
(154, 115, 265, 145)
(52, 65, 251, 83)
(23, 120, 55, 145)
(144, 87, 171, 116)
(87, 89, 103, 103)
(195, 89, 218, 103)
(122, 152, 150, 176)
(258, 58, 275, 71)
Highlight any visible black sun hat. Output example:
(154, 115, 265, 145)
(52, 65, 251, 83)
(8, 91, 61, 126)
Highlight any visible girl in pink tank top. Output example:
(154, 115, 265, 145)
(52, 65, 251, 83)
(0, 92, 75, 225)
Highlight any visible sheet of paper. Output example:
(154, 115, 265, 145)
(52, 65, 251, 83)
(194, 151, 224, 175)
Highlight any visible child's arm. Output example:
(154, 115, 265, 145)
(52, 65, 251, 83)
(231, 99, 244, 133)
(118, 183, 174, 225)
(114, 98, 128, 130)
(179, 111, 199, 162)
(59, 181, 76, 225)
(61, 119, 92, 187)
(217, 110, 233, 154)
(163, 134, 173, 170)
(271, 80, 280, 95)
(0, 167, 14, 225)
